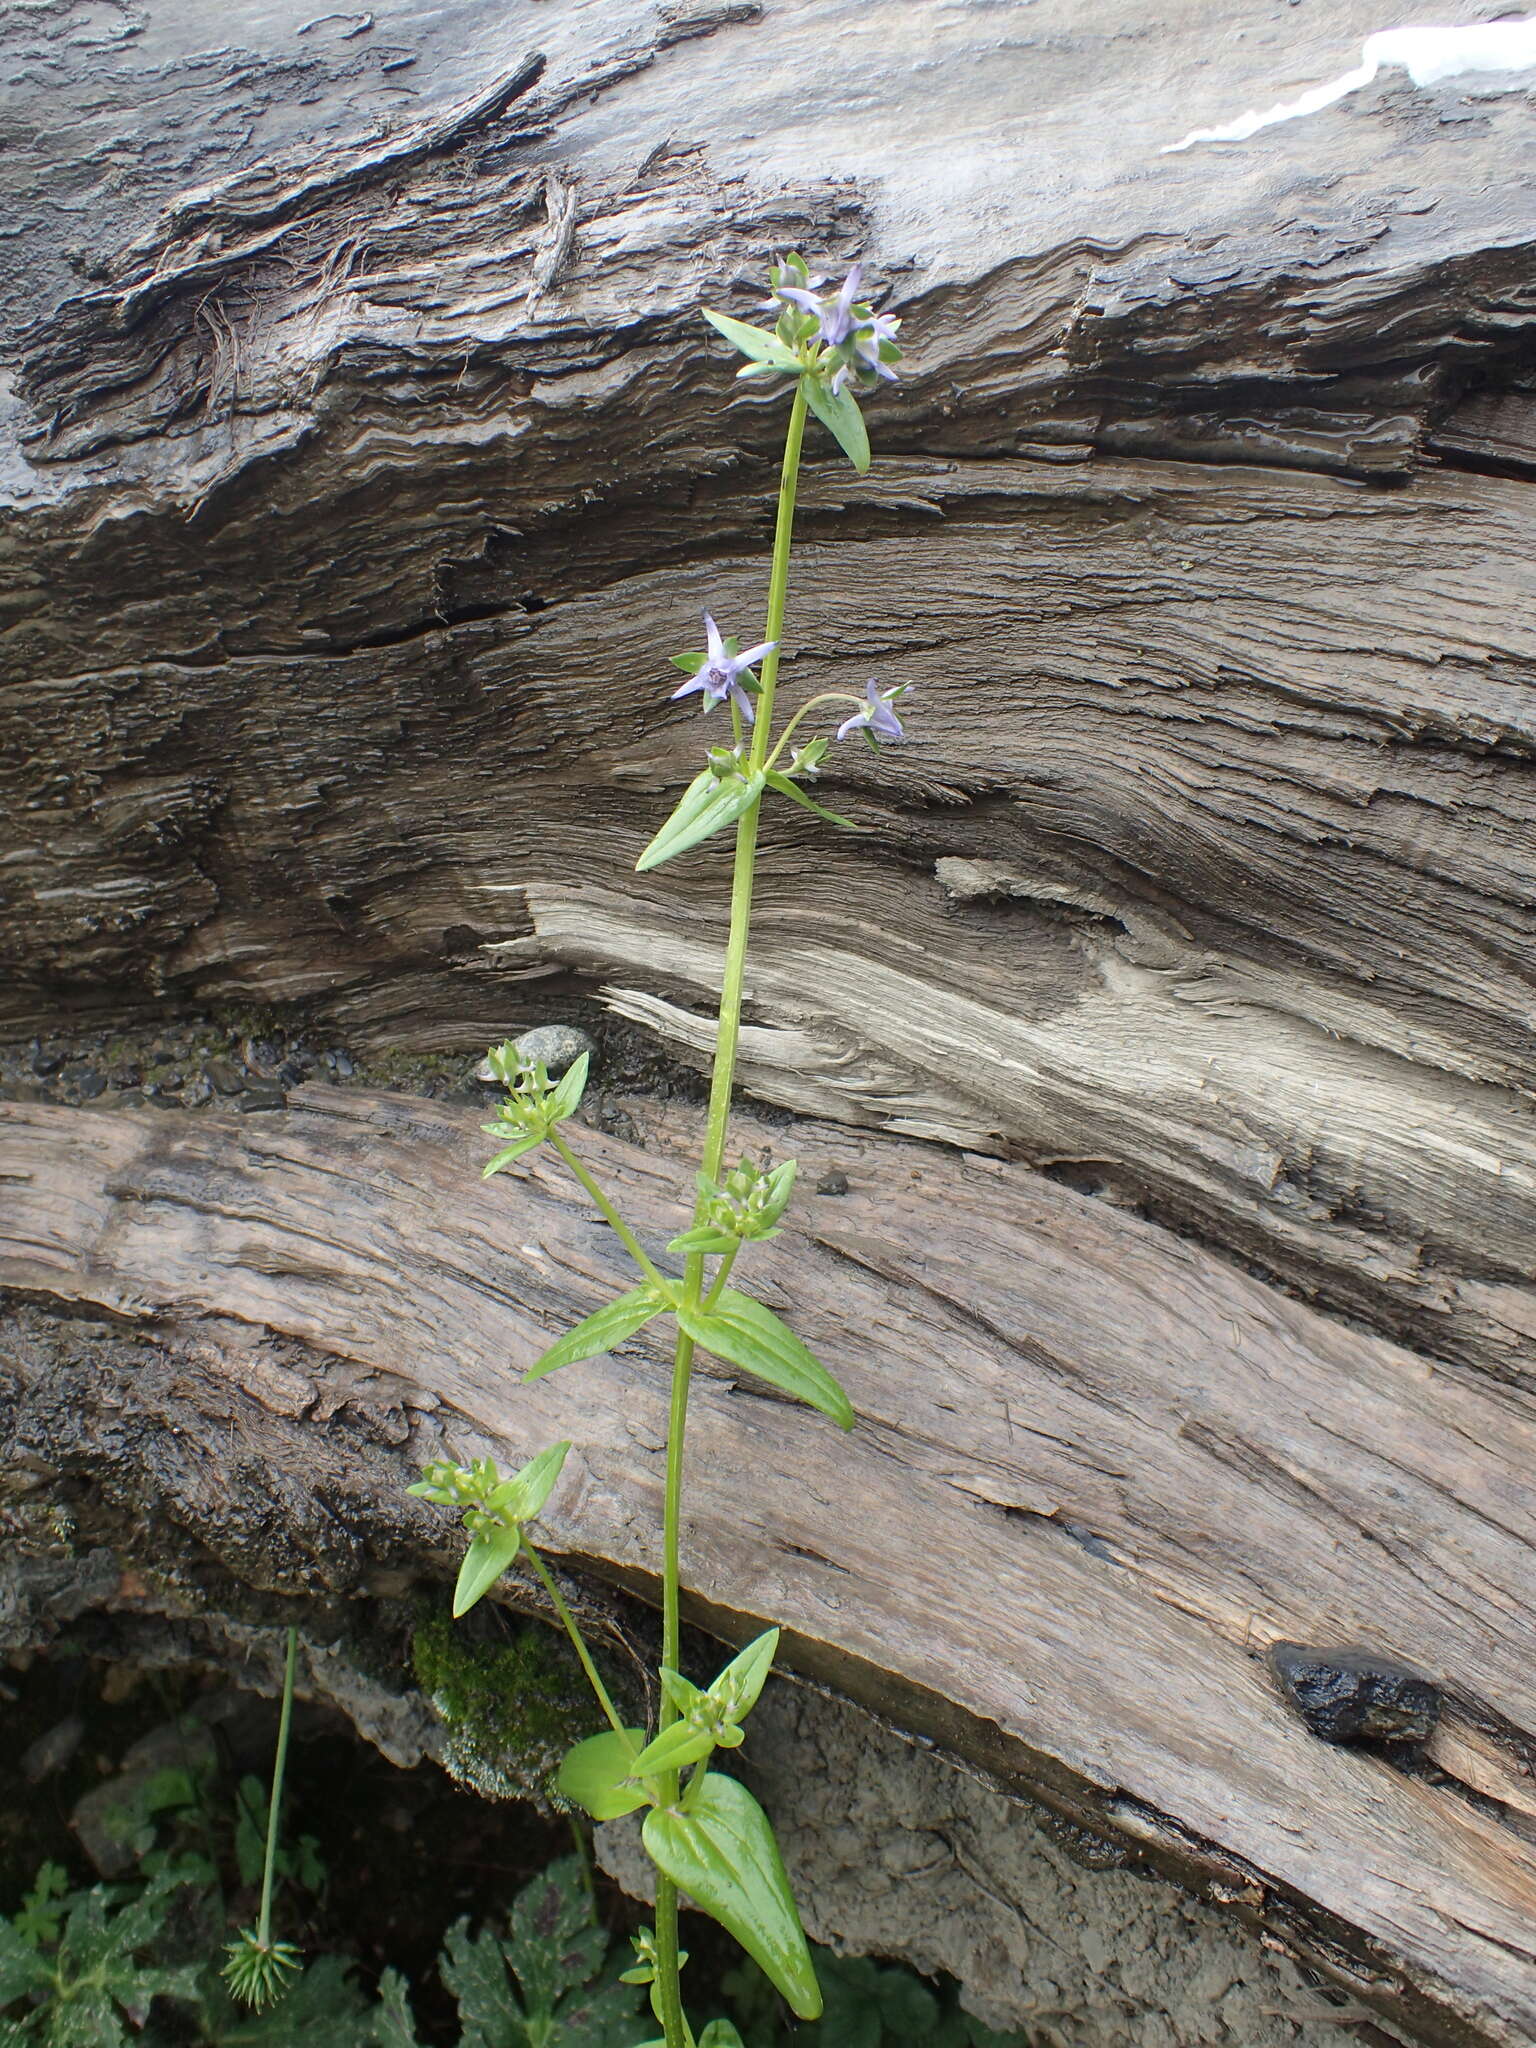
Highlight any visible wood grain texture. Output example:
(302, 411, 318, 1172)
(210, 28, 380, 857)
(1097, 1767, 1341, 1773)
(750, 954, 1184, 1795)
(3, 1085, 1535, 2045)
(4, 1, 1536, 1396)
(4, 2, 1536, 2034)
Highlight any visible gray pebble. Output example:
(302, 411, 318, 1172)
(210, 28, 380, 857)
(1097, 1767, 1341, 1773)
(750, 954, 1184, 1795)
(816, 1168, 851, 1196)
(205, 1058, 245, 1094)
(73, 1069, 107, 1101)
(475, 1024, 595, 1085)
(183, 1075, 214, 1108)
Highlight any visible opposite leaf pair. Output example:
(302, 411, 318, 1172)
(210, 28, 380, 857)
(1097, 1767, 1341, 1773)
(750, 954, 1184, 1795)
(561, 1634, 819, 2025)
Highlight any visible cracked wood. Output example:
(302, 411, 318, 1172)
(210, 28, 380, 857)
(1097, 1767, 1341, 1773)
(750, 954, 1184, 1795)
(2, 1084, 1535, 2045)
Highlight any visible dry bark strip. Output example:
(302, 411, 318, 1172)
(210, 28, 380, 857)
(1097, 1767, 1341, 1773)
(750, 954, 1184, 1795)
(3, 1085, 1535, 2046)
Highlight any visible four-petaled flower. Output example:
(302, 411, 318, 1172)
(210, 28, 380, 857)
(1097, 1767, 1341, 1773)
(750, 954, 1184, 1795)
(837, 679, 909, 746)
(778, 264, 902, 394)
(671, 611, 777, 723)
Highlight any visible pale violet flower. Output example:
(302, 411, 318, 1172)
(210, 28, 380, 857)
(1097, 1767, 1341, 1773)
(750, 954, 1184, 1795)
(778, 263, 902, 394)
(837, 680, 908, 746)
(780, 263, 865, 347)
(671, 611, 776, 723)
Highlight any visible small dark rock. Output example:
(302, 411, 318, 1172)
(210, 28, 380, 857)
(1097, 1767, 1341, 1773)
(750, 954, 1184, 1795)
(183, 1075, 214, 1108)
(816, 1168, 851, 1196)
(278, 1057, 310, 1086)
(244, 1037, 283, 1076)
(73, 1068, 107, 1101)
(205, 1058, 245, 1095)
(110, 1064, 142, 1089)
(29, 1046, 64, 1076)
(237, 1086, 288, 1114)
(147, 1088, 184, 1110)
(115, 1089, 145, 1108)
(1269, 1642, 1440, 1747)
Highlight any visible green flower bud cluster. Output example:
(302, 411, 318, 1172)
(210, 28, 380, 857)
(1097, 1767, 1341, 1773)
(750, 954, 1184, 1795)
(409, 1442, 569, 1542)
(667, 1159, 797, 1256)
(409, 1455, 518, 1538)
(480, 1044, 590, 1178)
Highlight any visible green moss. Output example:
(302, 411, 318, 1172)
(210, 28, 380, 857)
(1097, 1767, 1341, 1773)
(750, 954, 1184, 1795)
(411, 1614, 608, 1805)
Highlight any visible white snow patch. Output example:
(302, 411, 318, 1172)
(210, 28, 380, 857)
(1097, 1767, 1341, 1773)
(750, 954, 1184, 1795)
(1163, 15, 1536, 152)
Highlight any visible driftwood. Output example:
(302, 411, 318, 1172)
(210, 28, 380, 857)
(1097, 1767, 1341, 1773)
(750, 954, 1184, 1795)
(3, 1084, 1536, 2046)
(3, 0, 1536, 2038)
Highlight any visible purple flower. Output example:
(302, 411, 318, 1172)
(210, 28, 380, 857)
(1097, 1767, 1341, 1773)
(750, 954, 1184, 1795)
(671, 611, 776, 723)
(837, 680, 908, 745)
(835, 310, 902, 393)
(779, 263, 903, 395)
(780, 264, 864, 348)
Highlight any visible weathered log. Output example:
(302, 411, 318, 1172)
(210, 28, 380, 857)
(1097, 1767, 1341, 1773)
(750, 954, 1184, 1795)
(4, 0, 1536, 1391)
(3, 1084, 1535, 2045)
(4, 0, 1536, 2037)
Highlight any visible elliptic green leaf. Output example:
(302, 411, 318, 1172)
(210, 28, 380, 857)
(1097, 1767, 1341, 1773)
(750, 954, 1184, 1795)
(701, 309, 799, 369)
(626, 1719, 716, 1779)
(802, 374, 870, 473)
(676, 1291, 854, 1429)
(711, 1628, 778, 1723)
(482, 1134, 542, 1178)
(765, 768, 861, 832)
(666, 1226, 739, 1256)
(557, 1729, 650, 1820)
(498, 1439, 571, 1524)
(544, 1051, 590, 1124)
(699, 2024, 746, 2048)
(642, 1774, 821, 2019)
(636, 772, 765, 873)
(452, 1523, 523, 1619)
(524, 1287, 665, 1384)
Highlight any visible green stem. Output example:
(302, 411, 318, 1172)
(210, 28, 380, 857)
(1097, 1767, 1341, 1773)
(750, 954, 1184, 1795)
(257, 1628, 298, 1952)
(652, 379, 810, 2048)
(762, 691, 864, 772)
(548, 1130, 672, 1297)
(702, 1243, 739, 1310)
(521, 1537, 638, 1754)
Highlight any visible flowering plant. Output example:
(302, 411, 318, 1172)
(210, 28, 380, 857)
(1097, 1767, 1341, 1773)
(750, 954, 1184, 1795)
(412, 254, 909, 2048)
